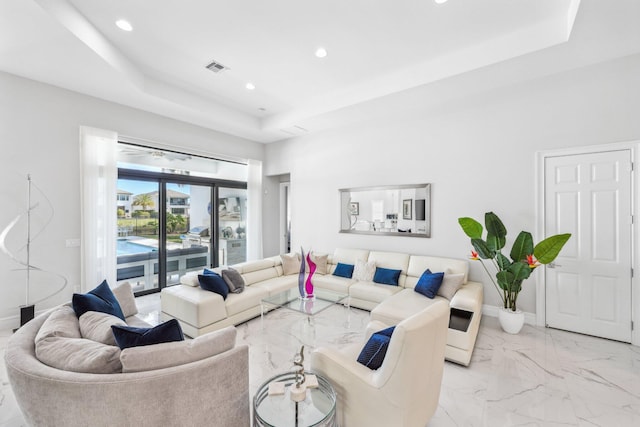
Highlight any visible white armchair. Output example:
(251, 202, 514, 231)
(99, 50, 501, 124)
(311, 299, 449, 427)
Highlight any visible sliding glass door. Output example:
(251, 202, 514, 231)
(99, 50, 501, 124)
(116, 178, 161, 293)
(164, 183, 212, 286)
(117, 169, 246, 295)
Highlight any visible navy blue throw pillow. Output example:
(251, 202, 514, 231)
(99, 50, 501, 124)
(203, 268, 217, 276)
(375, 326, 396, 338)
(414, 269, 444, 299)
(198, 273, 229, 300)
(333, 263, 355, 278)
(72, 280, 125, 320)
(373, 267, 402, 286)
(111, 319, 184, 350)
(357, 326, 396, 370)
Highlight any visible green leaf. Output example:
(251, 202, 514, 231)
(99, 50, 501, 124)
(471, 239, 494, 259)
(508, 261, 533, 281)
(458, 217, 483, 239)
(496, 253, 511, 270)
(534, 233, 571, 264)
(510, 231, 534, 262)
(496, 270, 514, 290)
(485, 212, 506, 249)
(486, 232, 506, 252)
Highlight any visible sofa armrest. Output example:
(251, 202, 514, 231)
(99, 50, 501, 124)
(449, 280, 483, 313)
(365, 320, 391, 340)
(311, 346, 377, 389)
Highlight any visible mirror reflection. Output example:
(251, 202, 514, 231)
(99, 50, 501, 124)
(339, 184, 431, 237)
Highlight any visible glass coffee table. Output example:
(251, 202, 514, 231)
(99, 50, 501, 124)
(253, 372, 337, 427)
(261, 288, 349, 321)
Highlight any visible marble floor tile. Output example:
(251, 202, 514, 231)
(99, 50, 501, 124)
(1, 295, 640, 427)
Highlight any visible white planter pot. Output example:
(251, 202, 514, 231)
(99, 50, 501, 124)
(498, 308, 525, 334)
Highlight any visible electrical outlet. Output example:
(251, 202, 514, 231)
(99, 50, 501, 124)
(65, 238, 80, 248)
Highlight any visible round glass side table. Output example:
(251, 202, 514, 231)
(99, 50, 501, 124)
(253, 372, 337, 427)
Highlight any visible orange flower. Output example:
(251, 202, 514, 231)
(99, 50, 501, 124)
(470, 250, 479, 260)
(526, 254, 539, 268)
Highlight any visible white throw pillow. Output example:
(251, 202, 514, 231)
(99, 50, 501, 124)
(180, 273, 200, 287)
(307, 253, 329, 275)
(79, 311, 126, 346)
(112, 281, 138, 317)
(280, 253, 301, 275)
(437, 273, 465, 300)
(354, 259, 376, 282)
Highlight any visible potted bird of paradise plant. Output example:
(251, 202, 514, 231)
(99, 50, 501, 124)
(458, 212, 571, 334)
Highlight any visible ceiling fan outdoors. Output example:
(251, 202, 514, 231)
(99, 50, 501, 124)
(118, 146, 192, 162)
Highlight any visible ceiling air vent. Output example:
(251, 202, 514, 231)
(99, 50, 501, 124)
(205, 59, 229, 74)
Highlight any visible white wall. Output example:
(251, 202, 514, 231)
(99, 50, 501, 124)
(0, 71, 264, 326)
(264, 53, 640, 315)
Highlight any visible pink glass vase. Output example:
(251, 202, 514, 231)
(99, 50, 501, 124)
(305, 252, 316, 297)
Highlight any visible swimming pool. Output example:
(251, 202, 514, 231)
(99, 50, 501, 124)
(117, 239, 156, 255)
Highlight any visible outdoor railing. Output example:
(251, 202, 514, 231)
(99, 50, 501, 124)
(116, 245, 210, 290)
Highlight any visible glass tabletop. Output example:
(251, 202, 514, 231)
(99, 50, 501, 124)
(261, 288, 348, 316)
(253, 372, 336, 427)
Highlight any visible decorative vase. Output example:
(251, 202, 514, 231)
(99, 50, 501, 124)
(305, 252, 316, 298)
(297, 247, 306, 299)
(498, 307, 525, 334)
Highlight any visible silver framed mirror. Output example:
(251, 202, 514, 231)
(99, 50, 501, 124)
(339, 184, 431, 237)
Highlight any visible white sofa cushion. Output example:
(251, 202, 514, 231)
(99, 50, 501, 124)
(224, 286, 270, 317)
(234, 258, 277, 274)
(120, 326, 237, 373)
(251, 275, 298, 296)
(367, 251, 410, 286)
(349, 281, 403, 304)
(312, 275, 356, 294)
(332, 248, 371, 265)
(370, 288, 447, 325)
(161, 285, 227, 327)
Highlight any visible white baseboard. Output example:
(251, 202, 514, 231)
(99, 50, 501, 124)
(0, 309, 49, 332)
(482, 304, 536, 325)
(1, 315, 21, 332)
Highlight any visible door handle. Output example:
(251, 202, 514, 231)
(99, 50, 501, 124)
(548, 262, 562, 268)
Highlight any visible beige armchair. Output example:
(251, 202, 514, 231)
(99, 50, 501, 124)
(311, 299, 449, 427)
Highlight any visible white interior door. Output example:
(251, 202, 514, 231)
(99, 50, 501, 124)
(545, 150, 632, 342)
(279, 182, 290, 254)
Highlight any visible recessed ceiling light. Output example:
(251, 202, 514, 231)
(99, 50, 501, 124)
(434, 0, 449, 4)
(115, 19, 133, 31)
(315, 47, 328, 58)
(246, 83, 256, 90)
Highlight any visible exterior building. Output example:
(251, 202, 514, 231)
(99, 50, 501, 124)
(116, 189, 133, 218)
(131, 189, 191, 217)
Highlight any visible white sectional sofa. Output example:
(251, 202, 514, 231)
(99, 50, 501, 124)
(161, 248, 483, 366)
